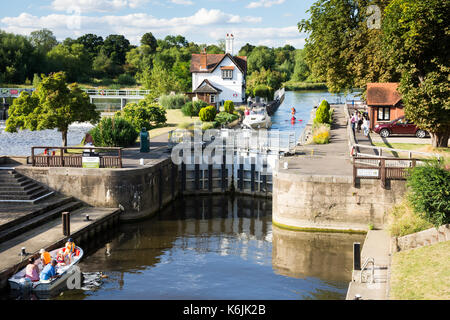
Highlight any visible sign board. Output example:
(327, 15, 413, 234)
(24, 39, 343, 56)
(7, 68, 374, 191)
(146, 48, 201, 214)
(82, 157, 100, 168)
(357, 168, 379, 177)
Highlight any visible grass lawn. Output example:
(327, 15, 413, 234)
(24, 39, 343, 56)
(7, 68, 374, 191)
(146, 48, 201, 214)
(390, 240, 450, 300)
(373, 141, 450, 163)
(147, 109, 200, 139)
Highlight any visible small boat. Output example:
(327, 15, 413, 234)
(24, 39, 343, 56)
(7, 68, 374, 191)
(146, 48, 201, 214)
(8, 246, 84, 292)
(242, 106, 272, 129)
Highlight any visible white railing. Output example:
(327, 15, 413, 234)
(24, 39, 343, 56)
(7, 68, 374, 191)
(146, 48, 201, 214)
(82, 89, 150, 97)
(0, 88, 35, 98)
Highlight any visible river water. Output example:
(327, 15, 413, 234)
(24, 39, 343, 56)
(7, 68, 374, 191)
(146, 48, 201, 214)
(42, 196, 364, 300)
(2, 91, 365, 300)
(0, 90, 360, 156)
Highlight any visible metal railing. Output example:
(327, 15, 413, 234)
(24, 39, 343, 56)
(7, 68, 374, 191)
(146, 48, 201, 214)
(360, 257, 375, 284)
(31, 146, 123, 168)
(82, 89, 150, 97)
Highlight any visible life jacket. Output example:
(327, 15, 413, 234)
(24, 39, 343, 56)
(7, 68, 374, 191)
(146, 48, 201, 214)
(65, 242, 75, 255)
(41, 251, 51, 265)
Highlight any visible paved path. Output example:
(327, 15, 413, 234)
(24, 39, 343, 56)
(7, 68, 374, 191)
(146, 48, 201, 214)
(346, 230, 391, 300)
(281, 104, 353, 176)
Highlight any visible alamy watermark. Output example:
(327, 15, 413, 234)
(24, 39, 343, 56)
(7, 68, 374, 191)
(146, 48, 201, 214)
(367, 5, 381, 30)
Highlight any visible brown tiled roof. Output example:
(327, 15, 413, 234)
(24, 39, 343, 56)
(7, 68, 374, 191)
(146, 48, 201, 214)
(193, 79, 222, 94)
(190, 53, 247, 75)
(366, 83, 402, 106)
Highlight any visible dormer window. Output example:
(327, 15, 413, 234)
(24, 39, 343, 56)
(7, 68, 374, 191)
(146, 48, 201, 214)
(221, 66, 234, 80)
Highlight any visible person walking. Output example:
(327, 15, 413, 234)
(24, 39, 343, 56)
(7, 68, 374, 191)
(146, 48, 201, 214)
(351, 113, 357, 135)
(363, 116, 370, 137)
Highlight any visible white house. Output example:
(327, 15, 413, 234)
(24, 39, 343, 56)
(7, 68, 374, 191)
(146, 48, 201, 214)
(189, 34, 247, 106)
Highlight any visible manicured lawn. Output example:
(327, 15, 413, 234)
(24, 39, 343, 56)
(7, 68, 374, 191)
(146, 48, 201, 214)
(373, 141, 450, 163)
(147, 109, 200, 138)
(390, 240, 450, 300)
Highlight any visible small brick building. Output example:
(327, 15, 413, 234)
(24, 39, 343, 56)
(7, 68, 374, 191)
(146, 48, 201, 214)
(366, 83, 404, 130)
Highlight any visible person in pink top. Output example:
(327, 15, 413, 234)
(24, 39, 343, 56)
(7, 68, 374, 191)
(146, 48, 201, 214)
(25, 257, 40, 282)
(245, 107, 250, 116)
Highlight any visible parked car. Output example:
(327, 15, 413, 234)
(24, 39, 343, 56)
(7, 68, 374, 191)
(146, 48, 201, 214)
(374, 116, 428, 138)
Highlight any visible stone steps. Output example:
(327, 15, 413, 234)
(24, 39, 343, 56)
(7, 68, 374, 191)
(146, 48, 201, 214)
(0, 200, 84, 244)
(0, 169, 54, 203)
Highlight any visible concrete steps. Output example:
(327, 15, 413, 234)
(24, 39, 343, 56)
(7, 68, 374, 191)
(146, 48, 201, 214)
(0, 200, 84, 244)
(0, 169, 54, 203)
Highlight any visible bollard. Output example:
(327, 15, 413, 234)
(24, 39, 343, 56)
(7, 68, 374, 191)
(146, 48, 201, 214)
(353, 242, 361, 271)
(84, 214, 90, 222)
(62, 212, 70, 236)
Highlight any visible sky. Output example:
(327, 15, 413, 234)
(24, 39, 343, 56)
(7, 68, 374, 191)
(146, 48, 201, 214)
(0, 0, 316, 51)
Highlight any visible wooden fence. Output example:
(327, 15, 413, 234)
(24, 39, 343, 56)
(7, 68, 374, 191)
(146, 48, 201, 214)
(31, 146, 123, 168)
(353, 156, 424, 189)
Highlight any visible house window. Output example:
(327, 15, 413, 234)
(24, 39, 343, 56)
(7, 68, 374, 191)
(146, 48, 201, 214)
(210, 95, 216, 104)
(377, 107, 390, 121)
(222, 70, 233, 79)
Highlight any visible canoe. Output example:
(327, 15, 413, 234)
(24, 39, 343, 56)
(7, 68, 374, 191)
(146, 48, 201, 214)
(8, 246, 84, 292)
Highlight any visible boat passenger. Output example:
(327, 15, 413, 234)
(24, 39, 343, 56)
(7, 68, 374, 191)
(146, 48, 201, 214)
(64, 238, 75, 256)
(56, 250, 67, 266)
(39, 260, 58, 281)
(245, 107, 250, 116)
(39, 249, 51, 266)
(25, 257, 40, 282)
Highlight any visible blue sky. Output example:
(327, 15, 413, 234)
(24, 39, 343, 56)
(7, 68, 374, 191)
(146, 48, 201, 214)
(0, 0, 316, 50)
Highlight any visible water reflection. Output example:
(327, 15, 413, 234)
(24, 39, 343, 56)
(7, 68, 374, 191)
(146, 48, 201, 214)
(4, 195, 364, 300)
(272, 226, 365, 281)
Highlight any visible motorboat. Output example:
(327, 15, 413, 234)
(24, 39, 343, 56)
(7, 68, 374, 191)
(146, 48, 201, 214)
(8, 246, 83, 292)
(242, 106, 272, 129)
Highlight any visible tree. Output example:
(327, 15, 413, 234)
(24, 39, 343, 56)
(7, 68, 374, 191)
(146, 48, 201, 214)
(76, 34, 104, 57)
(141, 32, 157, 53)
(139, 65, 183, 100)
(238, 43, 255, 57)
(383, 0, 450, 147)
(0, 31, 36, 83)
(29, 29, 58, 54)
(292, 49, 311, 82)
(247, 46, 275, 74)
(298, 0, 397, 93)
(102, 35, 130, 65)
(46, 43, 91, 82)
(5, 72, 100, 147)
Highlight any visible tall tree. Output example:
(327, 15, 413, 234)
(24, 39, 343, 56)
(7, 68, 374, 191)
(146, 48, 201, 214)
(29, 29, 58, 54)
(76, 34, 104, 57)
(298, 0, 396, 93)
(102, 35, 130, 65)
(383, 0, 450, 147)
(5, 72, 100, 147)
(141, 32, 157, 53)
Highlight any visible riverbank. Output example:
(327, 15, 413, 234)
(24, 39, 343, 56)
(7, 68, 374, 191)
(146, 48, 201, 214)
(283, 81, 328, 91)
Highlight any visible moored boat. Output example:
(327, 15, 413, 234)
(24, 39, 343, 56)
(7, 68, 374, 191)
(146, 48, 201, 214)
(242, 106, 272, 129)
(8, 246, 84, 292)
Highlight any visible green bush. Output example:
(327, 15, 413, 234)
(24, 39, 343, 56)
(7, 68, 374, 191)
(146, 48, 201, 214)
(407, 161, 450, 227)
(315, 99, 331, 124)
(215, 111, 239, 125)
(201, 122, 218, 131)
(199, 105, 217, 122)
(117, 74, 136, 86)
(159, 94, 187, 109)
(253, 85, 274, 101)
(181, 100, 208, 117)
(224, 100, 235, 114)
(90, 117, 138, 147)
(388, 199, 433, 237)
(116, 100, 166, 132)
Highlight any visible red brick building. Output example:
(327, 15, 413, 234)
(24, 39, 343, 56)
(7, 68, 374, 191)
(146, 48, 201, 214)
(366, 83, 404, 130)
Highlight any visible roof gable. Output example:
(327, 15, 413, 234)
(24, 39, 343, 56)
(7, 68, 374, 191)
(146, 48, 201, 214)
(190, 53, 247, 75)
(366, 83, 402, 106)
(193, 79, 222, 94)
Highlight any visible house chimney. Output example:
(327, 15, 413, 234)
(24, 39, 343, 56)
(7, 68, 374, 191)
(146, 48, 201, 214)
(225, 33, 234, 55)
(200, 48, 207, 70)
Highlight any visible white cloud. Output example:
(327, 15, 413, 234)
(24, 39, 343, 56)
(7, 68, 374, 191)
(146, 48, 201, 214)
(0, 9, 306, 49)
(170, 0, 194, 5)
(246, 0, 285, 9)
(50, 0, 151, 13)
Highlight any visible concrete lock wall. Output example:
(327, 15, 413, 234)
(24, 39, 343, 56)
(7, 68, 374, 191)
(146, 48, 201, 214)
(16, 158, 179, 221)
(272, 171, 407, 232)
